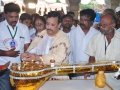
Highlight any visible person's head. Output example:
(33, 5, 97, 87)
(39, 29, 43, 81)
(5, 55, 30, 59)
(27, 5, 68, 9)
(43, 14, 48, 20)
(31, 13, 40, 22)
(116, 11, 120, 28)
(33, 16, 46, 33)
(0, 12, 5, 22)
(20, 13, 32, 29)
(67, 11, 75, 18)
(58, 10, 64, 17)
(80, 9, 96, 30)
(46, 11, 61, 36)
(61, 14, 73, 32)
(73, 19, 79, 27)
(103, 8, 115, 15)
(100, 14, 116, 35)
(31, 13, 40, 28)
(4, 3, 20, 28)
(115, 7, 120, 29)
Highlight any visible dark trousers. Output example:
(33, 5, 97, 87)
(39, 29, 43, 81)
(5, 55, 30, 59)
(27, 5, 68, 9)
(0, 69, 11, 90)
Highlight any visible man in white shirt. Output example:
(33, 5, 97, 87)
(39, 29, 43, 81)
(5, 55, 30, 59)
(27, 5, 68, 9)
(86, 13, 120, 63)
(70, 9, 98, 64)
(0, 3, 30, 90)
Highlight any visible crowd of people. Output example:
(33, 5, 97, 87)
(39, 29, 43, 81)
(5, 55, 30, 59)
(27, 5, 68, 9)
(0, 2, 120, 90)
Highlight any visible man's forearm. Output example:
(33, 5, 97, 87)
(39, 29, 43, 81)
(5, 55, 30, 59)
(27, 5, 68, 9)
(0, 50, 7, 56)
(24, 43, 30, 51)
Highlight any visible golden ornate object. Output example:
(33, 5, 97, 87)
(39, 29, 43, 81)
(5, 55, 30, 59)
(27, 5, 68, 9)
(10, 60, 120, 90)
(10, 61, 54, 90)
(95, 71, 106, 88)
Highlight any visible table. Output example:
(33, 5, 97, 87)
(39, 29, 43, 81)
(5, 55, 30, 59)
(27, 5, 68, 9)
(39, 80, 110, 90)
(106, 73, 120, 90)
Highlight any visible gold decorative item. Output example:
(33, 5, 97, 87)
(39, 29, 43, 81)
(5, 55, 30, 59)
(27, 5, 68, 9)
(10, 60, 120, 90)
(95, 71, 106, 88)
(10, 61, 54, 90)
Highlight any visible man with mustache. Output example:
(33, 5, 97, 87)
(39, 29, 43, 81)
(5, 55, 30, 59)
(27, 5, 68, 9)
(61, 14, 73, 34)
(22, 11, 70, 65)
(70, 9, 98, 65)
(86, 13, 120, 63)
(0, 3, 30, 90)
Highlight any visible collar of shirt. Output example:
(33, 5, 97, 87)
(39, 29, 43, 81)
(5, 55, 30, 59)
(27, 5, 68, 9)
(4, 20, 19, 35)
(4, 20, 19, 29)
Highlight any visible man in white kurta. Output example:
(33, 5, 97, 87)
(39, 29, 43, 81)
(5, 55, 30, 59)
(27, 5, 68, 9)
(70, 26, 98, 64)
(70, 9, 98, 64)
(86, 13, 120, 62)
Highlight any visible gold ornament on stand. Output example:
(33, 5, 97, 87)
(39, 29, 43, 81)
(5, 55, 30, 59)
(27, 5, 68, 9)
(95, 71, 106, 88)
